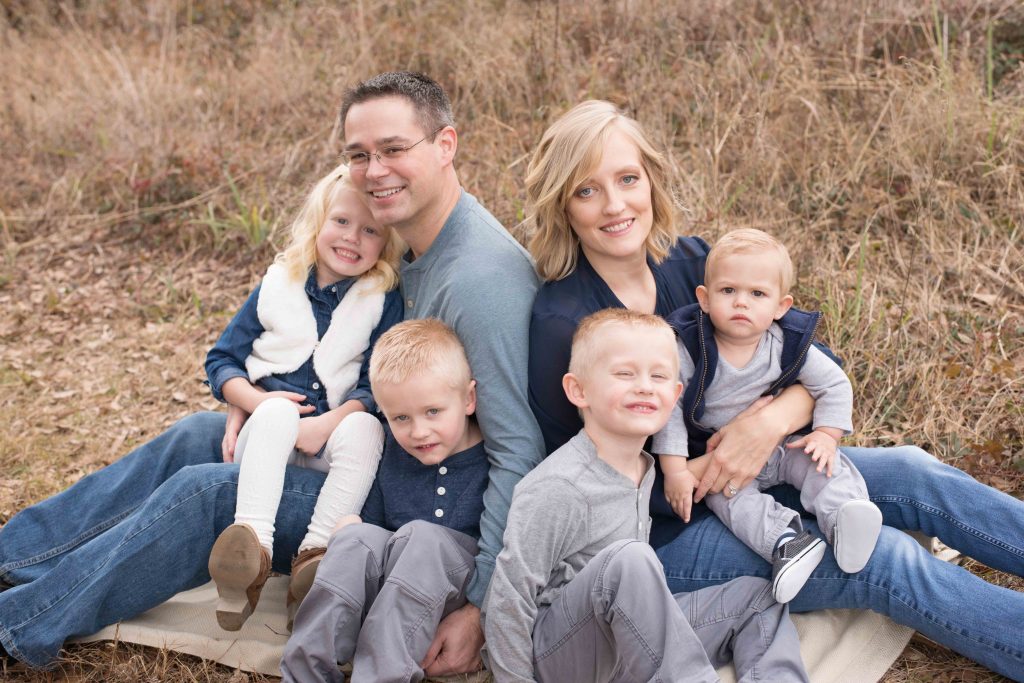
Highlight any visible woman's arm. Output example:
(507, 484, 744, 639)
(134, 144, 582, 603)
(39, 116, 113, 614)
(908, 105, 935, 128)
(693, 385, 814, 501)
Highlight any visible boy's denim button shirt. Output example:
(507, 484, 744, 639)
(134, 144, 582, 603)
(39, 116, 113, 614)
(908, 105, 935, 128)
(205, 270, 403, 416)
(360, 428, 489, 540)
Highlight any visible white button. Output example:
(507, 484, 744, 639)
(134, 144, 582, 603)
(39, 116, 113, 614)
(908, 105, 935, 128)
(438, 466, 448, 475)
(330, 285, 336, 292)
(312, 382, 320, 390)
(434, 508, 444, 518)
(437, 486, 446, 495)
(406, 298, 414, 308)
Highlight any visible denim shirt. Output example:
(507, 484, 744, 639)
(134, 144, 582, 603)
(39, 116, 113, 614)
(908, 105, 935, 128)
(360, 425, 489, 540)
(205, 269, 403, 415)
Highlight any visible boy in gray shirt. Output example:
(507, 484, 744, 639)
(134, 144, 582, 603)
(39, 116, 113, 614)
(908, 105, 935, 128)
(483, 309, 808, 683)
(654, 228, 883, 604)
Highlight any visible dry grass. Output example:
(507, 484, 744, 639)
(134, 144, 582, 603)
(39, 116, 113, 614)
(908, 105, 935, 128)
(1, 0, 1022, 680)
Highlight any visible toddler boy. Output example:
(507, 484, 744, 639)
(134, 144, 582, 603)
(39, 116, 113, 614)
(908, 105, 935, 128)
(281, 319, 488, 683)
(484, 309, 809, 683)
(655, 228, 883, 603)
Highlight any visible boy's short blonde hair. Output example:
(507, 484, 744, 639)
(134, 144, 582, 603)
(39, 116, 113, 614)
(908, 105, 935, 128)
(370, 318, 472, 391)
(276, 163, 404, 292)
(705, 228, 794, 294)
(524, 100, 680, 282)
(569, 308, 678, 378)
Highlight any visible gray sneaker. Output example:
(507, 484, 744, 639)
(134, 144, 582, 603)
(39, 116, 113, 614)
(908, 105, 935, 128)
(772, 530, 826, 603)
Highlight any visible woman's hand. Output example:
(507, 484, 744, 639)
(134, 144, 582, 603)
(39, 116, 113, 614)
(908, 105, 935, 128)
(694, 395, 778, 501)
(221, 403, 250, 462)
(694, 383, 816, 501)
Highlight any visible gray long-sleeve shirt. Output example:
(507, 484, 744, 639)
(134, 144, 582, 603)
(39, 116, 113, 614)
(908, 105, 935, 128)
(400, 190, 545, 607)
(653, 322, 853, 456)
(483, 429, 654, 682)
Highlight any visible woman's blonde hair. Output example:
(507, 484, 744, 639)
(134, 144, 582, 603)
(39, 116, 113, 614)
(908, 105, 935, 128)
(524, 100, 679, 282)
(276, 163, 404, 292)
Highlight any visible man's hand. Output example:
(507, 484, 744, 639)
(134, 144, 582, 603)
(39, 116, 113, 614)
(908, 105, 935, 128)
(694, 395, 776, 502)
(789, 429, 839, 477)
(221, 403, 250, 462)
(663, 469, 700, 522)
(295, 413, 334, 456)
(421, 602, 484, 676)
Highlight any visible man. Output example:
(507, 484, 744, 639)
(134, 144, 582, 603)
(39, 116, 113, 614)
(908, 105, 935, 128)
(0, 72, 544, 673)
(338, 71, 545, 674)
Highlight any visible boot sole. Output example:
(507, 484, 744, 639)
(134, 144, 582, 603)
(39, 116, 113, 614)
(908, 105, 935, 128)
(773, 537, 826, 603)
(834, 499, 883, 573)
(209, 525, 264, 631)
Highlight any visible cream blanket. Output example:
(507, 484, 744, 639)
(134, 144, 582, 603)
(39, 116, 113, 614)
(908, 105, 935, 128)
(75, 534, 957, 682)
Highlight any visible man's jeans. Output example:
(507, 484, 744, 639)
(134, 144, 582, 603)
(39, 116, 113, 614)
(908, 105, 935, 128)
(652, 445, 1024, 681)
(0, 412, 328, 668)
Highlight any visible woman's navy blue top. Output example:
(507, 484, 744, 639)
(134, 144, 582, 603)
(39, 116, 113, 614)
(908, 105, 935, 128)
(528, 236, 711, 454)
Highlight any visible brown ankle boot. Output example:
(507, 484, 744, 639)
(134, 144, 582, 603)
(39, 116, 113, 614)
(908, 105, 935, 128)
(286, 546, 326, 631)
(208, 524, 271, 631)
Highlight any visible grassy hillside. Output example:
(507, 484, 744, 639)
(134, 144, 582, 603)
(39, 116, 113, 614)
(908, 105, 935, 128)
(1, 1, 1021, 680)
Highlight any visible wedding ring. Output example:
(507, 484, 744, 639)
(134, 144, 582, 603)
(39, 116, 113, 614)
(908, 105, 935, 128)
(726, 483, 739, 496)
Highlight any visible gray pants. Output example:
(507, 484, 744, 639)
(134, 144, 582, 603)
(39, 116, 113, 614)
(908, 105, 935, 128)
(706, 441, 870, 561)
(280, 520, 477, 683)
(533, 540, 808, 683)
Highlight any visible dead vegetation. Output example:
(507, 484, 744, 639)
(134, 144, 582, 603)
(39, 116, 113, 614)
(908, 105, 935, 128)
(1, 0, 1022, 680)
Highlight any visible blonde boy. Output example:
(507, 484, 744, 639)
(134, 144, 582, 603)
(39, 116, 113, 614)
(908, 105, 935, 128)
(655, 228, 883, 604)
(484, 309, 808, 683)
(282, 319, 489, 683)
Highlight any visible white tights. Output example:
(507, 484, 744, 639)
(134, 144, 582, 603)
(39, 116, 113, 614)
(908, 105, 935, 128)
(233, 397, 384, 560)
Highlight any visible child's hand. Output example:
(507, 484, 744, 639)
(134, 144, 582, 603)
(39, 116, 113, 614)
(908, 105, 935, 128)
(258, 390, 316, 415)
(663, 469, 700, 522)
(295, 413, 333, 455)
(789, 430, 839, 477)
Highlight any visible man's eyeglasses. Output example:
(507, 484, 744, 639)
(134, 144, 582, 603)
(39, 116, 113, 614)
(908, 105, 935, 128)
(342, 127, 444, 169)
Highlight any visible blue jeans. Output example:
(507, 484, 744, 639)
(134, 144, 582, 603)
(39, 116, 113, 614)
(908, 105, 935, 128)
(651, 445, 1024, 681)
(0, 412, 328, 668)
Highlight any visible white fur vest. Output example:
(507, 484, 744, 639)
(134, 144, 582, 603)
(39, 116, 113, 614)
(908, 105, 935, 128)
(245, 264, 385, 409)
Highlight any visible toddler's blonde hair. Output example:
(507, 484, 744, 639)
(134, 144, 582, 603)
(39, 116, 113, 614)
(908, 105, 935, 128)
(276, 163, 403, 291)
(705, 228, 794, 294)
(370, 318, 472, 391)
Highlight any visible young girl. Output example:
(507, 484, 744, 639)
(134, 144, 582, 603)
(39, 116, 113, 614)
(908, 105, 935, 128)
(204, 162, 403, 631)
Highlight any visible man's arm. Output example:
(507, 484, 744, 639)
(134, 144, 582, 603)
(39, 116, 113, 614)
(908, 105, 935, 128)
(448, 265, 546, 607)
(422, 256, 546, 676)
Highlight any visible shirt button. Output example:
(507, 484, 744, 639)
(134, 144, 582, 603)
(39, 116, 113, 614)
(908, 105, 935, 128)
(434, 508, 444, 518)
(437, 486, 446, 495)
(406, 298, 414, 308)
(330, 285, 336, 292)
(438, 466, 448, 475)
(312, 382, 320, 390)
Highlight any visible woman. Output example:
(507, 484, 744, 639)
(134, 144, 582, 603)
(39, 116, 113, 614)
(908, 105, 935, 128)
(525, 100, 1024, 679)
